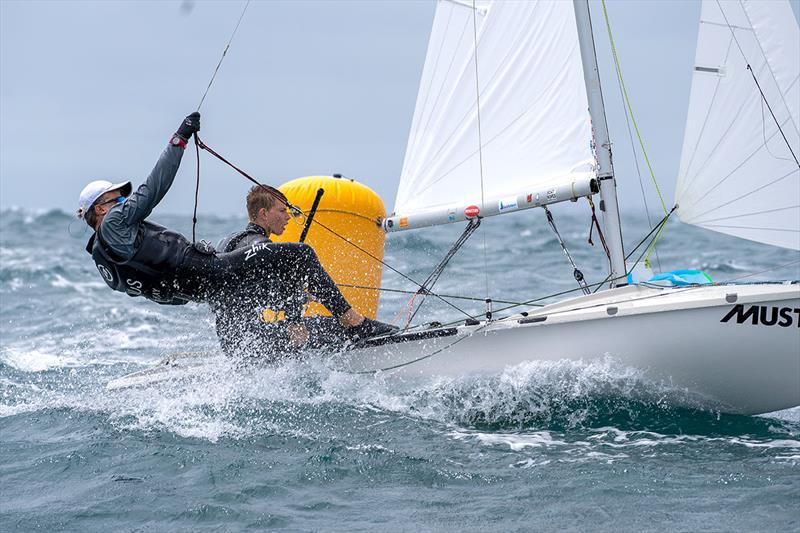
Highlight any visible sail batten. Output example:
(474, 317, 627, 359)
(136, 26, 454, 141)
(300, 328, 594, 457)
(394, 0, 594, 224)
(690, 203, 800, 225)
(676, 0, 800, 251)
(682, 124, 796, 215)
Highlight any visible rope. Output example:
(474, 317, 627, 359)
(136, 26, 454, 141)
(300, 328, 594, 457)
(355, 204, 786, 338)
(404, 218, 481, 328)
(747, 65, 800, 167)
(197, 0, 251, 111)
(587, 196, 610, 259)
(641, 214, 670, 268)
(471, 0, 491, 308)
(196, 136, 296, 208)
(627, 206, 677, 267)
(600, 0, 668, 215)
(352, 208, 678, 331)
(336, 283, 534, 307)
(437, 276, 619, 330)
(600, 0, 669, 269)
(592, 206, 676, 293)
(194, 136, 478, 321)
(345, 249, 797, 336)
(600, 0, 662, 271)
(543, 206, 590, 295)
(192, 136, 201, 242)
(191, 0, 250, 239)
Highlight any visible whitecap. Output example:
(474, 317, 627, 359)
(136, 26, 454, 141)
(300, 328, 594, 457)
(1, 347, 80, 372)
(50, 273, 106, 294)
(450, 430, 565, 450)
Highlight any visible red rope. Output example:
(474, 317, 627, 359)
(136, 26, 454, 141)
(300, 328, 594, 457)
(195, 135, 295, 211)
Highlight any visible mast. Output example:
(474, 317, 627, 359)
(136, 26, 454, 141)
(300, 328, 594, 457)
(573, 0, 627, 287)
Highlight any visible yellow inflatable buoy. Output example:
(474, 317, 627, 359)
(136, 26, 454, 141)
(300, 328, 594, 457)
(272, 175, 386, 319)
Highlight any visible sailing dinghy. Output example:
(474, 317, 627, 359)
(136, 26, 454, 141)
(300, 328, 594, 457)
(109, 0, 798, 416)
(327, 0, 800, 415)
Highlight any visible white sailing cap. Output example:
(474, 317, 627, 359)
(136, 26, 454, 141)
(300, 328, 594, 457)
(77, 179, 132, 219)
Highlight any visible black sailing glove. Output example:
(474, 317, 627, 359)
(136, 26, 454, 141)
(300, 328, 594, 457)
(175, 112, 201, 141)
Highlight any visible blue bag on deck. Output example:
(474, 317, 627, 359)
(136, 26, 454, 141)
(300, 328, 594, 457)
(644, 269, 713, 286)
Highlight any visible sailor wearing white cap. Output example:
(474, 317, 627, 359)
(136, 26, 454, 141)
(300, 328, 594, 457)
(78, 111, 394, 354)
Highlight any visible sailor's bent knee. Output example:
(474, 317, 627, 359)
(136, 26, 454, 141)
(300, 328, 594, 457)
(277, 242, 319, 265)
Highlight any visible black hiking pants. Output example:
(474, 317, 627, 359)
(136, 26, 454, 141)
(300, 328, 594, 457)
(176, 242, 352, 358)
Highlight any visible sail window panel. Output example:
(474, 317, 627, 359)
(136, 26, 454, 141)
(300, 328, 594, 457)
(744, 0, 800, 135)
(395, 0, 593, 219)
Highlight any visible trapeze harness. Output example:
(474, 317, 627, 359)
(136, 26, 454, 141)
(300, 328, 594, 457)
(87, 221, 196, 305)
(86, 221, 351, 321)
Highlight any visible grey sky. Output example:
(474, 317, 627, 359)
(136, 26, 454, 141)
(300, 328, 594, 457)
(1, 0, 797, 217)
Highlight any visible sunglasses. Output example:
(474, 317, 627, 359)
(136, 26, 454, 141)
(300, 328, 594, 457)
(96, 196, 126, 207)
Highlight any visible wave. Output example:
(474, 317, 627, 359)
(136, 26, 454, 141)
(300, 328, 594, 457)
(0, 206, 74, 223)
(6, 354, 795, 445)
(353, 358, 799, 437)
(0, 206, 246, 223)
(0, 348, 82, 372)
(693, 261, 751, 274)
(0, 354, 800, 462)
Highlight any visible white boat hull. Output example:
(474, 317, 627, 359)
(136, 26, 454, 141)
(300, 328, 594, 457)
(107, 282, 799, 415)
(330, 282, 800, 415)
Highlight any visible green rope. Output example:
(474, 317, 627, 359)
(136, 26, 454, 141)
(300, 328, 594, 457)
(600, 0, 670, 267)
(600, 0, 667, 214)
(642, 214, 668, 268)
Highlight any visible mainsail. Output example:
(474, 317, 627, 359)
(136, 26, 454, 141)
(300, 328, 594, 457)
(676, 0, 800, 250)
(389, 0, 595, 231)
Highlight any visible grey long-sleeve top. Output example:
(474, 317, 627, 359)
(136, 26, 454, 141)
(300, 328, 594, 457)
(98, 144, 185, 260)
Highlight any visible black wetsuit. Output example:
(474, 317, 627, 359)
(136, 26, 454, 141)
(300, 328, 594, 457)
(86, 142, 351, 359)
(214, 223, 349, 357)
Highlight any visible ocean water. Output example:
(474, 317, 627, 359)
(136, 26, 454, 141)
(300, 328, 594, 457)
(1, 206, 798, 531)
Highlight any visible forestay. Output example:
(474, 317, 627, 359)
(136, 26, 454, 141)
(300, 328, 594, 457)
(676, 0, 800, 250)
(389, 0, 594, 231)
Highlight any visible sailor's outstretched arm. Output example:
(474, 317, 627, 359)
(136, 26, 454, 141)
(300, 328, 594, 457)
(120, 113, 201, 225)
(99, 113, 200, 259)
(120, 143, 185, 225)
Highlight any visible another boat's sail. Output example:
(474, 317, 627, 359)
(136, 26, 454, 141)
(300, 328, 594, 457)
(388, 0, 595, 231)
(676, 0, 800, 250)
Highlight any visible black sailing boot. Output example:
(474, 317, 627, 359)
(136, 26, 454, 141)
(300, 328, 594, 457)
(346, 318, 399, 341)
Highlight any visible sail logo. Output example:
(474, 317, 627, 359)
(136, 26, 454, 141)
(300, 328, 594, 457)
(465, 205, 480, 218)
(720, 304, 800, 327)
